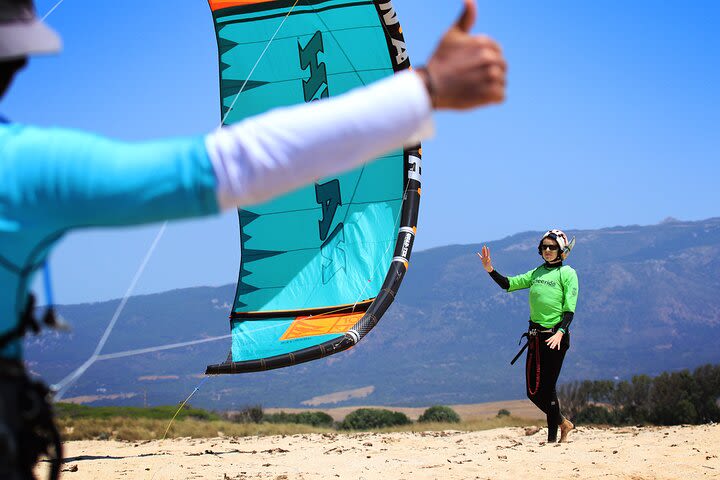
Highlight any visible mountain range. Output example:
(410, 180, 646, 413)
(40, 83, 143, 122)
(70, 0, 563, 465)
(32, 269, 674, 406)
(25, 217, 720, 410)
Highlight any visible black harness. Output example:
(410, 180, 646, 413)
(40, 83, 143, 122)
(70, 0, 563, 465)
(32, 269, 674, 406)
(510, 325, 557, 397)
(0, 294, 58, 353)
(0, 296, 63, 480)
(0, 360, 63, 480)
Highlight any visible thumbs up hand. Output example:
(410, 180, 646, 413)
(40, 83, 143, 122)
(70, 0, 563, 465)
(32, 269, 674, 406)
(418, 0, 507, 110)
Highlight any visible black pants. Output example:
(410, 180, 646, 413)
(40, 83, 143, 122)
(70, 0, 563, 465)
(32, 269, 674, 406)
(525, 326, 569, 442)
(0, 360, 61, 480)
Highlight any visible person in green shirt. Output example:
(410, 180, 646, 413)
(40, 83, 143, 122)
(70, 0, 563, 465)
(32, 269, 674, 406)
(478, 229, 578, 443)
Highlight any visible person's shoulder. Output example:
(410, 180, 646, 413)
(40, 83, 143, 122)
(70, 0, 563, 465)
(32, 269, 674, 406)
(560, 265, 577, 276)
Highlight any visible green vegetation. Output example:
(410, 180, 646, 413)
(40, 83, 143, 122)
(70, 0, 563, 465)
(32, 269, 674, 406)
(52, 401, 537, 441)
(55, 403, 219, 421)
(418, 405, 460, 424)
(339, 408, 411, 430)
(337, 415, 535, 435)
(264, 411, 334, 428)
(558, 363, 720, 426)
(56, 359, 720, 443)
(224, 405, 264, 424)
(56, 417, 331, 441)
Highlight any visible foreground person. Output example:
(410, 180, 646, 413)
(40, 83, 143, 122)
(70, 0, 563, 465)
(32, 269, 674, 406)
(0, 0, 506, 477)
(478, 230, 578, 443)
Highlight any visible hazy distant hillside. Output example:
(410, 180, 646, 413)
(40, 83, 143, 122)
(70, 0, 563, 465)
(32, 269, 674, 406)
(25, 217, 720, 409)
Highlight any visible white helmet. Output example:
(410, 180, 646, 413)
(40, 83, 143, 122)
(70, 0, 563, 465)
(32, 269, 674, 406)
(538, 229, 574, 259)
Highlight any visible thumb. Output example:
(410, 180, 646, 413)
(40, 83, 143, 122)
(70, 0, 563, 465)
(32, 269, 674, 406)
(454, 0, 477, 33)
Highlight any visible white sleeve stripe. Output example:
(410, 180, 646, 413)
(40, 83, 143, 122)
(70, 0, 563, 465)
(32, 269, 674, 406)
(205, 70, 433, 210)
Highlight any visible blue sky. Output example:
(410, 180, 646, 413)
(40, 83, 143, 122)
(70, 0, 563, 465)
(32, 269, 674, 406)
(5, 0, 719, 304)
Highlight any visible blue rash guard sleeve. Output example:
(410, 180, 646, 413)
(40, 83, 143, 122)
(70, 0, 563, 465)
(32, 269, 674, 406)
(0, 124, 219, 359)
(0, 124, 219, 228)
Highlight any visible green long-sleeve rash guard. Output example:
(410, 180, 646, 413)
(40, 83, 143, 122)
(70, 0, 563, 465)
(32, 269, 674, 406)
(507, 265, 579, 329)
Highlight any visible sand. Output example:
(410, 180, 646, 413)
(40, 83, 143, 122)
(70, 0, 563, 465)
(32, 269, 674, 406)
(38, 424, 720, 479)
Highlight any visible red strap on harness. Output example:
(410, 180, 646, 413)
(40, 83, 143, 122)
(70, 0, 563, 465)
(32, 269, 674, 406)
(526, 334, 541, 396)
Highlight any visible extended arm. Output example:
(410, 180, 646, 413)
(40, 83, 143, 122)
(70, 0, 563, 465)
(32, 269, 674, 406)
(4, 1, 505, 230)
(207, 71, 432, 209)
(489, 269, 510, 290)
(3, 71, 432, 229)
(208, 0, 505, 208)
(478, 245, 525, 291)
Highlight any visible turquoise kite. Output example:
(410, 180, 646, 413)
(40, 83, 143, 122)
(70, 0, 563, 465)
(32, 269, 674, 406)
(205, 0, 422, 374)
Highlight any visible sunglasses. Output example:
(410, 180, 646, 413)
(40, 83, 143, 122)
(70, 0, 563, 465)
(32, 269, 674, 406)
(541, 244, 560, 251)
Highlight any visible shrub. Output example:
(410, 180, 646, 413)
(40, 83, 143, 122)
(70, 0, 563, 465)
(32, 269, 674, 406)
(264, 411, 334, 427)
(496, 409, 511, 417)
(227, 405, 264, 424)
(692, 364, 720, 422)
(418, 405, 461, 423)
(53, 403, 220, 421)
(557, 380, 592, 419)
(575, 405, 616, 425)
(339, 408, 411, 430)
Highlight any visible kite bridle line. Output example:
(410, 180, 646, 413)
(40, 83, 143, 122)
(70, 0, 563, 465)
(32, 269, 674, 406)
(220, 0, 302, 124)
(40, 0, 66, 21)
(160, 376, 209, 441)
(52, 223, 168, 399)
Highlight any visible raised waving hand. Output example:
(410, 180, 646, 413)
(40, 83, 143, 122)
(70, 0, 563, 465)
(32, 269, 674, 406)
(476, 245, 494, 272)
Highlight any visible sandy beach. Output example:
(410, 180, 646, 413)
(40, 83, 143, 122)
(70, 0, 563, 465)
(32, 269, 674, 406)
(38, 423, 720, 479)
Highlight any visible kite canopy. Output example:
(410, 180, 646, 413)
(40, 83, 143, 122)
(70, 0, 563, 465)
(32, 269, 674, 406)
(205, 0, 421, 374)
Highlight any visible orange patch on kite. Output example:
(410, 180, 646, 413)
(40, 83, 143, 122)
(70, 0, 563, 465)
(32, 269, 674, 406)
(280, 312, 364, 341)
(208, 0, 276, 12)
